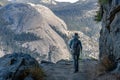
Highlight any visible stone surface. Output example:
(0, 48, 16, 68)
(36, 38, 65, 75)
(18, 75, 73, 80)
(97, 0, 120, 79)
(41, 59, 98, 80)
(0, 53, 44, 80)
(0, 2, 100, 62)
(99, 0, 120, 59)
(0, 3, 70, 63)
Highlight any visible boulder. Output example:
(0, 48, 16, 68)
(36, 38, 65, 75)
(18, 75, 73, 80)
(99, 0, 120, 60)
(0, 53, 45, 80)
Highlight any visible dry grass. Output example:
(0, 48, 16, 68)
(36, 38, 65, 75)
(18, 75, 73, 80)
(15, 66, 45, 80)
(95, 55, 115, 76)
(30, 66, 45, 80)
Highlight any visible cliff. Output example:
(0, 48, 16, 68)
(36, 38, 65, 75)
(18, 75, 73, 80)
(95, 0, 120, 80)
(99, 0, 120, 59)
(0, 3, 70, 63)
(0, 53, 45, 80)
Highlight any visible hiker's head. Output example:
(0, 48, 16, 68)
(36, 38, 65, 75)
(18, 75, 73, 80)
(73, 33, 79, 38)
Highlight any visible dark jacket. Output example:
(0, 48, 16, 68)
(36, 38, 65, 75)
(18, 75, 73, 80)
(69, 36, 82, 54)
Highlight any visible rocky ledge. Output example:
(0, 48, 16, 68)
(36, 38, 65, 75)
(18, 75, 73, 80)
(0, 53, 45, 80)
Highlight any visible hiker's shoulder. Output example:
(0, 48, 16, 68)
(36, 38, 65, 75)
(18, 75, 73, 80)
(78, 39, 82, 44)
(69, 39, 74, 43)
(78, 39, 81, 42)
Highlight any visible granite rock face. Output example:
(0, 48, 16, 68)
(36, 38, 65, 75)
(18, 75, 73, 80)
(99, 0, 120, 59)
(0, 3, 70, 63)
(0, 53, 44, 80)
(97, 0, 120, 79)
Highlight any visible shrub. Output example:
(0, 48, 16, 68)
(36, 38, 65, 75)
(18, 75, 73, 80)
(95, 10, 103, 22)
(14, 32, 40, 42)
(98, 0, 109, 5)
(94, 0, 109, 22)
(96, 54, 117, 76)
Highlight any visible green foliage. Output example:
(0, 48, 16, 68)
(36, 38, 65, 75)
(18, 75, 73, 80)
(95, 10, 102, 22)
(79, 57, 82, 60)
(98, 0, 109, 4)
(0, 26, 41, 59)
(94, 0, 109, 22)
(14, 32, 40, 42)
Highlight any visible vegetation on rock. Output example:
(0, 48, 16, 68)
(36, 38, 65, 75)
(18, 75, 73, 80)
(98, 0, 109, 4)
(14, 32, 40, 42)
(95, 0, 109, 22)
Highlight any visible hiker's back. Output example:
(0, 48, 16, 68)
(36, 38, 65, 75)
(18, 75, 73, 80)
(68, 33, 82, 73)
(69, 33, 82, 55)
(71, 38, 82, 55)
(71, 39, 79, 50)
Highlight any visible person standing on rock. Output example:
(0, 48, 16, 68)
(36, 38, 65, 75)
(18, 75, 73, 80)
(69, 33, 82, 73)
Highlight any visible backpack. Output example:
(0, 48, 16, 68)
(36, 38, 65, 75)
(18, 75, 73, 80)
(71, 39, 80, 54)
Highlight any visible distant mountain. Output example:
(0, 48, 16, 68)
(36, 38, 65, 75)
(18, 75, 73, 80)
(7, 0, 58, 5)
(7, 0, 101, 41)
(9, 0, 41, 4)
(42, 0, 100, 58)
(0, 3, 70, 62)
(50, 0, 101, 40)
(0, 1, 99, 61)
(7, 0, 73, 9)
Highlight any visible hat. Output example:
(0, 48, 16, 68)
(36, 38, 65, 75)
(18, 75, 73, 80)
(74, 33, 78, 36)
(73, 33, 79, 38)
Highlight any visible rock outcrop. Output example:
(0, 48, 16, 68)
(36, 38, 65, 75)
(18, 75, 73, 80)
(0, 53, 44, 80)
(96, 0, 120, 80)
(0, 3, 70, 63)
(99, 0, 120, 59)
(0, 2, 100, 63)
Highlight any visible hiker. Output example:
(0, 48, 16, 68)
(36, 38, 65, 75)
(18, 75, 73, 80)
(69, 33, 82, 73)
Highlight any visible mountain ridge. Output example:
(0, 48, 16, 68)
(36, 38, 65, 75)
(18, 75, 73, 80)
(49, 0, 101, 41)
(0, 3, 70, 62)
(0, 1, 100, 62)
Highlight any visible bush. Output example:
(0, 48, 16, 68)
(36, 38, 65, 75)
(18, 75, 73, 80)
(96, 54, 117, 76)
(94, 0, 109, 22)
(95, 10, 103, 22)
(98, 0, 109, 4)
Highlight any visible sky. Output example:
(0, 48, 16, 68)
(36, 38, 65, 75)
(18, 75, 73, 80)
(55, 0, 79, 3)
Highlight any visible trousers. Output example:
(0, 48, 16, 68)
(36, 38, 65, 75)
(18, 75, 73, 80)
(73, 53, 80, 72)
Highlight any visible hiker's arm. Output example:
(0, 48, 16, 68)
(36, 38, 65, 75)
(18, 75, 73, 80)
(68, 40, 72, 49)
(79, 41, 82, 53)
